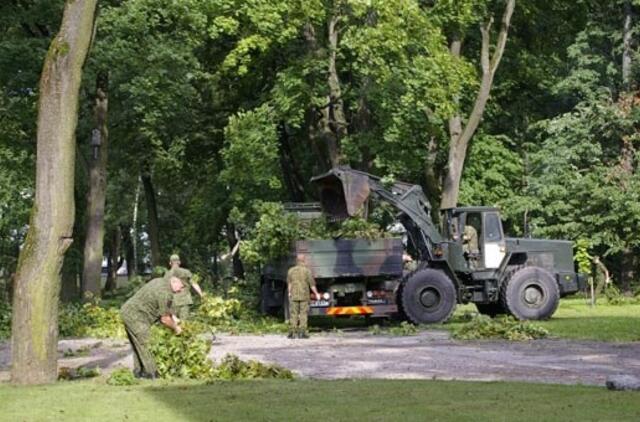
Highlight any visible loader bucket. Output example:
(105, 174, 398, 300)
(310, 167, 371, 220)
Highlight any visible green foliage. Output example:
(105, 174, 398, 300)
(241, 202, 391, 266)
(107, 368, 140, 386)
(209, 353, 294, 380)
(452, 315, 549, 341)
(149, 322, 214, 379)
(574, 239, 592, 275)
(58, 366, 101, 381)
(196, 295, 243, 326)
(58, 303, 126, 339)
(0, 300, 10, 339)
(368, 321, 418, 336)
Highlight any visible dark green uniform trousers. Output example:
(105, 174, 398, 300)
(123, 319, 157, 377)
(289, 300, 309, 336)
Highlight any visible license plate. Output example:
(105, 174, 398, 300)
(310, 300, 330, 307)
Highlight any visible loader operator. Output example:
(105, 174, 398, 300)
(287, 254, 321, 339)
(463, 222, 480, 269)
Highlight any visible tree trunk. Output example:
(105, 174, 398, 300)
(141, 172, 161, 268)
(226, 223, 244, 279)
(278, 123, 306, 202)
(440, 0, 515, 209)
(11, 0, 98, 385)
(622, 1, 633, 90)
(104, 226, 121, 292)
(121, 224, 135, 280)
(81, 71, 109, 301)
(131, 178, 141, 275)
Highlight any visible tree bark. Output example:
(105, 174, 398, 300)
(11, 0, 98, 385)
(104, 226, 121, 292)
(278, 123, 306, 202)
(141, 172, 161, 268)
(440, 0, 515, 209)
(81, 71, 109, 301)
(622, 1, 633, 90)
(226, 223, 244, 279)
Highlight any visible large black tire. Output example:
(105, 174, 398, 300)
(500, 266, 559, 320)
(475, 303, 506, 317)
(401, 269, 457, 324)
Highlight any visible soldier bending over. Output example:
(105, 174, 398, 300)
(120, 273, 187, 378)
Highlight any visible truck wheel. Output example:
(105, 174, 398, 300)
(401, 269, 456, 324)
(501, 266, 559, 320)
(475, 303, 506, 317)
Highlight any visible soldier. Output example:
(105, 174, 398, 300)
(166, 254, 204, 321)
(287, 254, 320, 339)
(167, 254, 204, 297)
(120, 273, 186, 379)
(462, 224, 479, 269)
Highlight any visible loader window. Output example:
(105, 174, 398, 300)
(484, 213, 503, 242)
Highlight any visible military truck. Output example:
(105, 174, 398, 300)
(260, 167, 585, 323)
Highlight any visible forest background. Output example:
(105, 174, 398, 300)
(2, 0, 640, 304)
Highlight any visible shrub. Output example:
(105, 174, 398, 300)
(452, 315, 549, 341)
(209, 354, 294, 381)
(368, 321, 418, 336)
(0, 301, 10, 339)
(59, 303, 126, 339)
(149, 322, 214, 379)
(107, 368, 139, 386)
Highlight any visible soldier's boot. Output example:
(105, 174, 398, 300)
(298, 330, 309, 339)
(287, 331, 296, 339)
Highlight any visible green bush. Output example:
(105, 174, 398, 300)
(452, 315, 549, 341)
(210, 354, 294, 381)
(149, 322, 214, 379)
(106, 368, 139, 386)
(59, 303, 126, 339)
(0, 301, 10, 339)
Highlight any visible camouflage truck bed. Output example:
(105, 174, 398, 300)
(262, 238, 404, 280)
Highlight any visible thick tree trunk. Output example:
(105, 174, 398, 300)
(278, 123, 306, 202)
(81, 71, 109, 301)
(11, 0, 98, 385)
(440, 0, 515, 209)
(141, 172, 161, 267)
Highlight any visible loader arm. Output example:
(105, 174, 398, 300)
(310, 167, 443, 260)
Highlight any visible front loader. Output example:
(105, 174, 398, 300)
(309, 167, 585, 323)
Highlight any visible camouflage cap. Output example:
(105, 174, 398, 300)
(170, 254, 181, 262)
(168, 267, 192, 283)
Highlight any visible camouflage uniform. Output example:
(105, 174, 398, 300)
(164, 267, 193, 320)
(286, 264, 315, 337)
(120, 277, 178, 377)
(463, 225, 479, 269)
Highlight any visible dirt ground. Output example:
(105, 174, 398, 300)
(2, 329, 639, 386)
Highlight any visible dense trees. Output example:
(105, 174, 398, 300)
(2, 2, 640, 376)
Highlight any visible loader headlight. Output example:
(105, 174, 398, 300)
(322, 292, 330, 300)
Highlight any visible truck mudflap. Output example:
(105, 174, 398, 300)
(309, 304, 397, 316)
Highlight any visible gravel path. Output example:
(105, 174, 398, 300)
(2, 330, 639, 385)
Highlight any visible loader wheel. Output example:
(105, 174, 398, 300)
(475, 303, 506, 318)
(501, 266, 559, 320)
(260, 282, 279, 316)
(401, 269, 456, 324)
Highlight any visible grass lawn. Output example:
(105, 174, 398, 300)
(438, 297, 640, 342)
(1, 378, 639, 421)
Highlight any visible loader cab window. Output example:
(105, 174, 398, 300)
(484, 212, 504, 242)
(462, 212, 482, 269)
